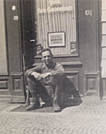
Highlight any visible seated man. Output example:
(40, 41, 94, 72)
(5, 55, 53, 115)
(25, 48, 81, 112)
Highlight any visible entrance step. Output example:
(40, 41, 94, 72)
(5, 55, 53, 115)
(0, 89, 9, 95)
(0, 95, 11, 102)
(0, 95, 25, 103)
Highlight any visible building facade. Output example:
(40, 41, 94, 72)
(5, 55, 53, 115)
(0, 0, 104, 102)
(101, 0, 106, 96)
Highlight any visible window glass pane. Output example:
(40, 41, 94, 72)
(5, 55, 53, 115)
(101, 59, 106, 77)
(102, 23, 106, 34)
(36, 0, 77, 56)
(102, 47, 106, 59)
(102, 0, 106, 9)
(101, 47, 106, 77)
(102, 36, 106, 46)
(102, 10, 106, 21)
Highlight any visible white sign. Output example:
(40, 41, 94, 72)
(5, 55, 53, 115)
(13, 15, 19, 21)
(48, 32, 65, 47)
(38, 6, 72, 14)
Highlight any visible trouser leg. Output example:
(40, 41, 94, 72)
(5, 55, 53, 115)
(72, 89, 82, 104)
(27, 76, 52, 107)
(26, 77, 40, 111)
(52, 75, 64, 112)
(36, 84, 52, 106)
(53, 85, 61, 112)
(64, 77, 82, 104)
(24, 85, 30, 107)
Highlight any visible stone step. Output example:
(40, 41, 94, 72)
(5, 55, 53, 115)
(0, 89, 9, 95)
(0, 95, 11, 103)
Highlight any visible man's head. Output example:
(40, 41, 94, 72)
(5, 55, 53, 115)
(41, 48, 54, 66)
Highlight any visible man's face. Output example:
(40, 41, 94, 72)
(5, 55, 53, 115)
(42, 50, 53, 66)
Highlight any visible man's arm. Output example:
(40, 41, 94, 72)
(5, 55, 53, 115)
(50, 63, 65, 76)
(25, 64, 42, 78)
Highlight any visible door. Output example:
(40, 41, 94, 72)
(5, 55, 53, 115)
(0, 0, 9, 101)
(78, 0, 100, 95)
(4, 0, 25, 102)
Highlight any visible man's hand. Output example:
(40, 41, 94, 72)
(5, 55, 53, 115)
(31, 72, 52, 80)
(31, 72, 41, 80)
(40, 72, 52, 79)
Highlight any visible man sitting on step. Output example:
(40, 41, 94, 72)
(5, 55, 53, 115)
(25, 48, 81, 112)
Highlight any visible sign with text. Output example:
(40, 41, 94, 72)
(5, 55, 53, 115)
(48, 32, 65, 47)
(48, 0, 61, 7)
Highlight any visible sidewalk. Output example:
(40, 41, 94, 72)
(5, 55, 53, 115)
(0, 96, 106, 134)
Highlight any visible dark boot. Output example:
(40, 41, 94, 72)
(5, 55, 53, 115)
(26, 97, 40, 111)
(73, 90, 82, 104)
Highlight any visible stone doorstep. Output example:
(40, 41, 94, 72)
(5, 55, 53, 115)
(0, 104, 21, 113)
(1, 95, 105, 113)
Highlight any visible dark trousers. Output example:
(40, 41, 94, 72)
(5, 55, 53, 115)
(26, 74, 64, 107)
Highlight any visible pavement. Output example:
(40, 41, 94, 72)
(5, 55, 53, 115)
(0, 95, 106, 134)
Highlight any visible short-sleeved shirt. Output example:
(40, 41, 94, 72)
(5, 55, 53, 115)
(30, 62, 64, 76)
(27, 62, 65, 85)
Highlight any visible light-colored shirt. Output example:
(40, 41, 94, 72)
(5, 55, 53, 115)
(28, 62, 64, 76)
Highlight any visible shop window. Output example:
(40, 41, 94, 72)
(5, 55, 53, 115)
(35, 0, 78, 56)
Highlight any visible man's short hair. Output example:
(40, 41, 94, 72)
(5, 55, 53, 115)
(41, 48, 53, 56)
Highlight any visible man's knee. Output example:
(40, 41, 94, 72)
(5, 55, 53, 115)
(53, 74, 65, 85)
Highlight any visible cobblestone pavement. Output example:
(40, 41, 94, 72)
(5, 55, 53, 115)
(0, 96, 106, 134)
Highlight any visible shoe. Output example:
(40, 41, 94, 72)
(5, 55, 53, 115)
(40, 101, 52, 108)
(24, 102, 30, 107)
(74, 97, 82, 105)
(26, 102, 40, 111)
(53, 104, 61, 112)
(24, 97, 30, 107)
